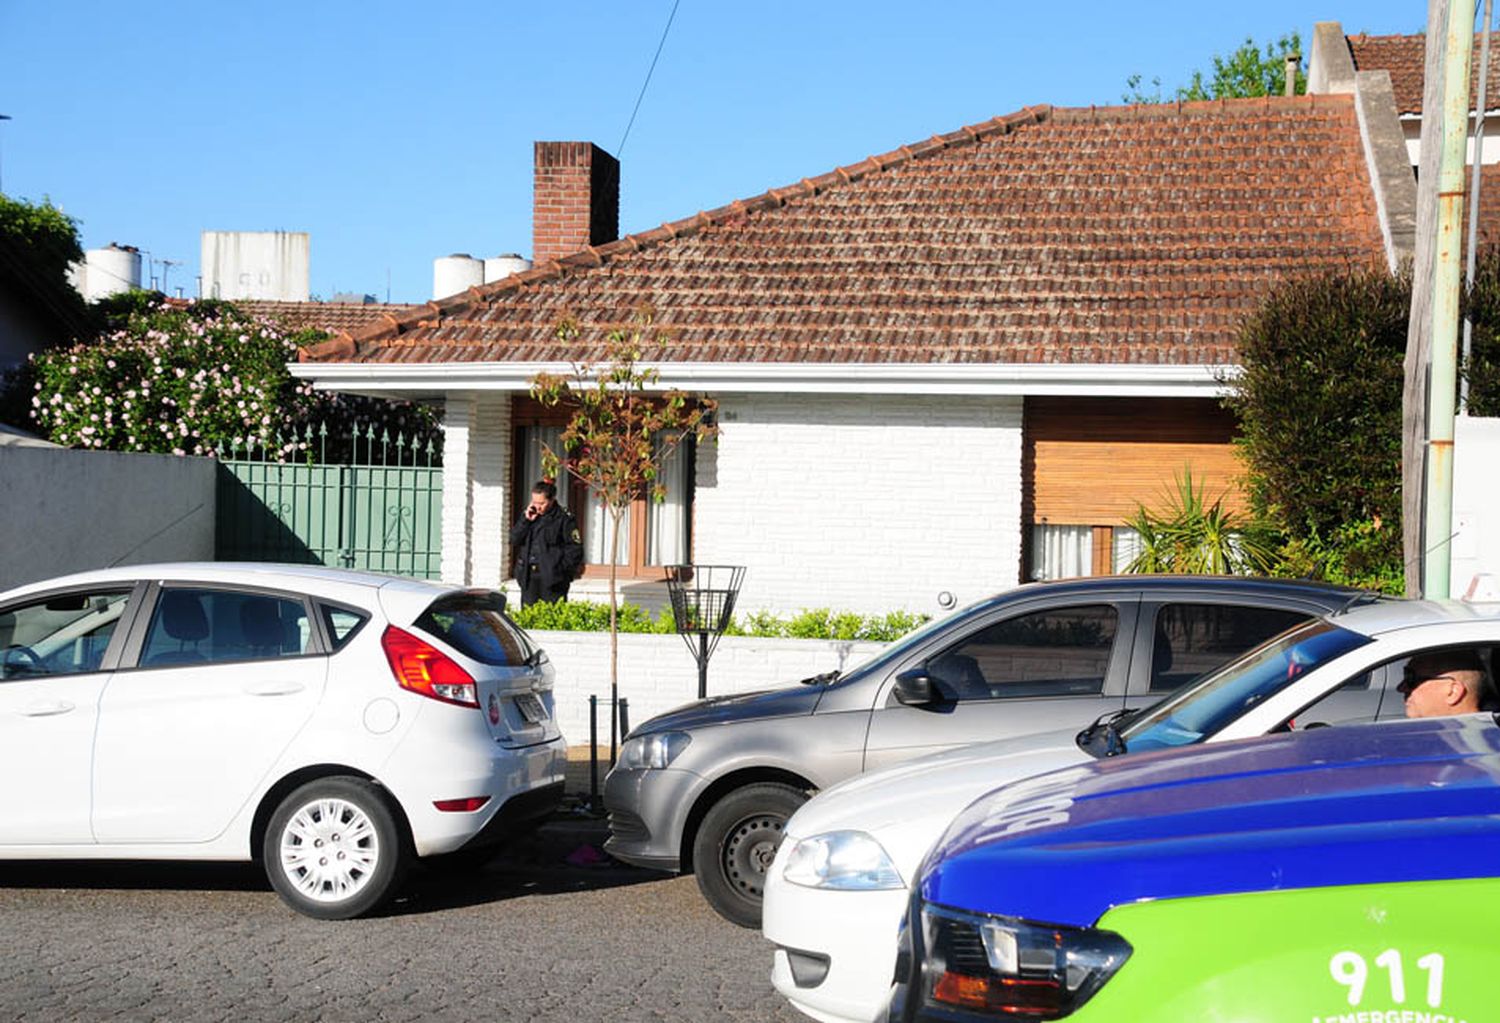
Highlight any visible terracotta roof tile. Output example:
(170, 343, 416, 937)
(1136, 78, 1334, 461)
(1349, 32, 1500, 115)
(237, 299, 423, 336)
(300, 97, 1384, 368)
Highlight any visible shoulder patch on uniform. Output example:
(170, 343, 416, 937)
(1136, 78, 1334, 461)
(571, 529, 581, 543)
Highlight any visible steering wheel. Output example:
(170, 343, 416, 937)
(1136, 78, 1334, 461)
(2, 644, 45, 678)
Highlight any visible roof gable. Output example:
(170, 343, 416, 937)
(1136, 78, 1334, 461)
(301, 96, 1384, 369)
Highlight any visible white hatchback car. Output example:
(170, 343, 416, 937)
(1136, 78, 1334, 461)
(0, 563, 567, 919)
(761, 596, 1500, 1023)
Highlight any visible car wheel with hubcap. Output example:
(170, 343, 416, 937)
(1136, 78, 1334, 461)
(263, 777, 407, 920)
(693, 782, 807, 928)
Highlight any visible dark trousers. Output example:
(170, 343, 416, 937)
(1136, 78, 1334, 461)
(521, 574, 571, 608)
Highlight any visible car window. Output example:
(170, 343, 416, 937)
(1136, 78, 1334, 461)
(924, 604, 1117, 700)
(1148, 603, 1310, 692)
(140, 589, 312, 667)
(1122, 620, 1370, 752)
(414, 593, 532, 666)
(0, 589, 132, 679)
(319, 605, 369, 652)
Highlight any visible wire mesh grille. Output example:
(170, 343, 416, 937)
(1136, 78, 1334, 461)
(664, 565, 745, 636)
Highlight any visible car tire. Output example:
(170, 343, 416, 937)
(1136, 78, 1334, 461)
(693, 782, 807, 929)
(263, 777, 408, 920)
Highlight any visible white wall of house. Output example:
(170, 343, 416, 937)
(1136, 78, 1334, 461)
(1452, 415, 1500, 598)
(533, 628, 886, 742)
(1400, 114, 1500, 167)
(441, 394, 513, 589)
(451, 391, 1025, 616)
(0, 447, 217, 590)
(692, 394, 1024, 617)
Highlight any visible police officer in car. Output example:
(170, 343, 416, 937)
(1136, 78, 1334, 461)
(1398, 649, 1500, 718)
(509, 480, 585, 607)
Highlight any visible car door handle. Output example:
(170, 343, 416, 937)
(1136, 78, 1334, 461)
(20, 700, 75, 717)
(243, 681, 305, 697)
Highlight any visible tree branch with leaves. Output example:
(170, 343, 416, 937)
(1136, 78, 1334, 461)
(529, 307, 719, 750)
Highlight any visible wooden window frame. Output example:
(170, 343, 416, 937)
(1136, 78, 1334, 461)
(511, 398, 694, 581)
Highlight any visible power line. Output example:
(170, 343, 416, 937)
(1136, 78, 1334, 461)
(617, 0, 682, 157)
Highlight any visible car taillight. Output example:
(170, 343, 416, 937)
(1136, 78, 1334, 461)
(920, 904, 1131, 1019)
(381, 626, 479, 708)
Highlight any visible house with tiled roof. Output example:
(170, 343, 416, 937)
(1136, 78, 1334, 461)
(236, 299, 423, 337)
(291, 96, 1407, 616)
(1311, 19, 1500, 260)
(1312, 20, 1500, 168)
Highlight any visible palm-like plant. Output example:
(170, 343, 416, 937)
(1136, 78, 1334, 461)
(1124, 469, 1274, 576)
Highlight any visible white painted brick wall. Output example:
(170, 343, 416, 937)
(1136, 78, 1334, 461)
(692, 394, 1024, 617)
(440, 397, 474, 585)
(534, 629, 887, 743)
(469, 395, 512, 589)
(441, 394, 512, 587)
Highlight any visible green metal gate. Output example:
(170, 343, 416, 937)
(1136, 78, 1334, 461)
(216, 425, 443, 579)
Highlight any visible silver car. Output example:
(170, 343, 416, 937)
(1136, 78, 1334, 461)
(603, 576, 1377, 926)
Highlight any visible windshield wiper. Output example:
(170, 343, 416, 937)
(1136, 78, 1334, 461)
(798, 669, 842, 686)
(1076, 707, 1134, 759)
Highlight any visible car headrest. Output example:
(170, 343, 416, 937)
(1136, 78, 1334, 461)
(158, 591, 209, 643)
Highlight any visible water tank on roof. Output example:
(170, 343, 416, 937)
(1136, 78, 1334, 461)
(433, 254, 484, 300)
(83, 243, 142, 302)
(484, 253, 532, 283)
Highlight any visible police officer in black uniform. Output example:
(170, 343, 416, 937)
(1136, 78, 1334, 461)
(509, 480, 585, 607)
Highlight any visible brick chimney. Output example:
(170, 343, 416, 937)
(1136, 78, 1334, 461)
(533, 142, 620, 265)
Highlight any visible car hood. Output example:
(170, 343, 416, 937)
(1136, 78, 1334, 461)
(784, 728, 1089, 881)
(922, 714, 1500, 928)
(629, 684, 823, 735)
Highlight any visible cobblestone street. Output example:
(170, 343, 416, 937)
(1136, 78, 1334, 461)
(0, 819, 805, 1023)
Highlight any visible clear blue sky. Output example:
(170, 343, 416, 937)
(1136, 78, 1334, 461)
(1, 1, 1427, 305)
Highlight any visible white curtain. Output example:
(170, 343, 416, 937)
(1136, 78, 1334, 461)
(1030, 524, 1092, 580)
(647, 440, 689, 565)
(1111, 526, 1143, 573)
(521, 426, 570, 512)
(585, 496, 629, 565)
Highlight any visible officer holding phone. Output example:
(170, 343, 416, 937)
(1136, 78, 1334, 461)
(509, 480, 585, 607)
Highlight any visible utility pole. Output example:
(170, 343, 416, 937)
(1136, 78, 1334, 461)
(1404, 0, 1479, 599)
(1427, 0, 1478, 599)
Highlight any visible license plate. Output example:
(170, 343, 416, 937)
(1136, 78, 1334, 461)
(514, 693, 546, 724)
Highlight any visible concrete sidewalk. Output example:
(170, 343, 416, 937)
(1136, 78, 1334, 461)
(565, 743, 615, 797)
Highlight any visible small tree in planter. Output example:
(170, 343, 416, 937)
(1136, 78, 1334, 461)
(530, 308, 719, 748)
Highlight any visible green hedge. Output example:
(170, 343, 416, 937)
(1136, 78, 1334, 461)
(1222, 258, 1500, 594)
(508, 600, 928, 643)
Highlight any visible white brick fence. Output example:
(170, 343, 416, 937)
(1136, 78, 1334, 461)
(533, 630, 888, 743)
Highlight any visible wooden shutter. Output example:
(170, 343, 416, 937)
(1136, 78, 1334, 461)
(1023, 397, 1247, 526)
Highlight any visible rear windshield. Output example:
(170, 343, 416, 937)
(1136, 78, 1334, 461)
(414, 594, 533, 667)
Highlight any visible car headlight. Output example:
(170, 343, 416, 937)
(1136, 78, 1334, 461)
(919, 903, 1131, 1019)
(616, 731, 691, 770)
(780, 830, 904, 891)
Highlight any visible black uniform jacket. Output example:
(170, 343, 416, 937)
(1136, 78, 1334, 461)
(509, 503, 584, 588)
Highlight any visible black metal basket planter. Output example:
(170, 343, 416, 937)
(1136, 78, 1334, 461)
(664, 565, 745, 699)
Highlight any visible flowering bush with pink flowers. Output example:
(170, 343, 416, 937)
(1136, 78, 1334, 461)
(25, 298, 438, 461)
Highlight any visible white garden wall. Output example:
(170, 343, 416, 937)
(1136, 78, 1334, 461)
(691, 394, 1024, 617)
(1452, 415, 1500, 597)
(534, 629, 887, 743)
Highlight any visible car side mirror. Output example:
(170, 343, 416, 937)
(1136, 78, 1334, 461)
(894, 668, 939, 706)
